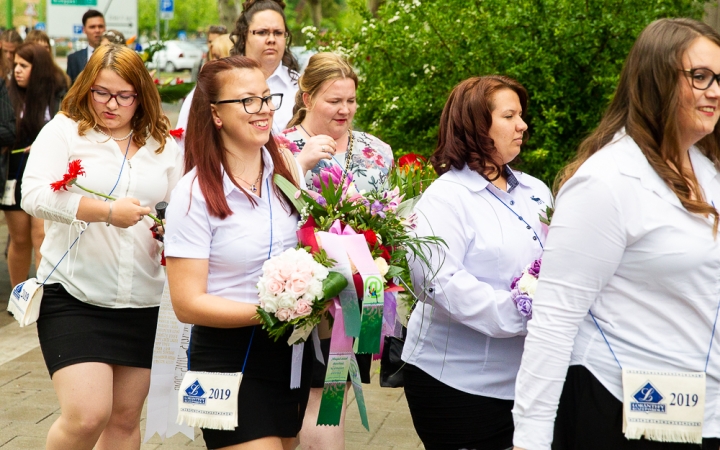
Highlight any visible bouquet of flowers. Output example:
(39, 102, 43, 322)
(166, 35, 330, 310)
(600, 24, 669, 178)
(510, 259, 541, 319)
(256, 247, 347, 343)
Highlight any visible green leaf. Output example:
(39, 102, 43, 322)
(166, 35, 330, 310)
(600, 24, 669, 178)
(274, 174, 307, 212)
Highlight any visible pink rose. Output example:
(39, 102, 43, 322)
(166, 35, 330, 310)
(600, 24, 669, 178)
(275, 260, 293, 279)
(266, 276, 285, 295)
(291, 300, 313, 319)
(288, 272, 311, 296)
(276, 308, 293, 322)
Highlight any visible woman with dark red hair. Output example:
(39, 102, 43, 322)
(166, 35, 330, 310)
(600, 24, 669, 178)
(401, 75, 551, 450)
(164, 55, 311, 449)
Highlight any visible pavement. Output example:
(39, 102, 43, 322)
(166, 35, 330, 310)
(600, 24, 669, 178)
(0, 104, 424, 448)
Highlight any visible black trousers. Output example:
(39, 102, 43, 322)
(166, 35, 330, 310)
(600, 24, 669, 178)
(403, 363, 514, 450)
(554, 365, 720, 450)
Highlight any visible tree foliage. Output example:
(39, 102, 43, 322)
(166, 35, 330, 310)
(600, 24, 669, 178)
(138, 0, 219, 36)
(306, 0, 706, 184)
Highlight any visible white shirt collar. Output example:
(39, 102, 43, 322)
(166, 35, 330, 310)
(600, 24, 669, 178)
(267, 63, 295, 88)
(447, 164, 530, 193)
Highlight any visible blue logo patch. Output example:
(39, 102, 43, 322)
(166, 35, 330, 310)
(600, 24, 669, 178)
(530, 196, 544, 205)
(630, 381, 666, 413)
(183, 380, 206, 405)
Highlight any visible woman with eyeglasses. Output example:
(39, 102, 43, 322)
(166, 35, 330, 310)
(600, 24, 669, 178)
(21, 45, 182, 450)
(1, 43, 68, 291)
(512, 18, 720, 450)
(279, 52, 393, 450)
(165, 55, 311, 450)
(229, 0, 299, 134)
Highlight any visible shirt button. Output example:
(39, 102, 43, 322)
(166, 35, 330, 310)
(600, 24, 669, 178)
(518, 216, 523, 220)
(526, 225, 531, 229)
(533, 236, 538, 240)
(510, 200, 515, 205)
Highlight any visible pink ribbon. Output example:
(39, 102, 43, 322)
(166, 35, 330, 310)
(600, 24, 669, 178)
(328, 219, 357, 236)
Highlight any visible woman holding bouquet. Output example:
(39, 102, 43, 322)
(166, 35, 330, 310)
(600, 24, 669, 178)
(278, 52, 393, 449)
(513, 19, 720, 450)
(21, 45, 182, 450)
(401, 75, 551, 450)
(165, 55, 312, 450)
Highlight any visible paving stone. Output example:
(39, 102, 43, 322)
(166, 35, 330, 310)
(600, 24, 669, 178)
(0, 435, 46, 449)
(369, 426, 423, 448)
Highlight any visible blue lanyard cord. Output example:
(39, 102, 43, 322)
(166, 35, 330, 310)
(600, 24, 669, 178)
(39, 139, 131, 285)
(591, 301, 720, 372)
(241, 326, 256, 373)
(266, 177, 273, 259)
(486, 188, 544, 250)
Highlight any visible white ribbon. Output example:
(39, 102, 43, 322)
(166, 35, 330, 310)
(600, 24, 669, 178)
(66, 219, 87, 278)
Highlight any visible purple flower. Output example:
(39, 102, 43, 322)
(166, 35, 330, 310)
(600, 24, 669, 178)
(370, 200, 386, 218)
(514, 294, 533, 319)
(305, 189, 327, 207)
(510, 276, 521, 290)
(528, 259, 542, 277)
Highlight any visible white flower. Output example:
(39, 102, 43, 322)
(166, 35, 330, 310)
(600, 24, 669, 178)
(517, 272, 538, 296)
(260, 294, 279, 313)
(388, 15, 400, 23)
(277, 292, 297, 309)
(374, 258, 389, 277)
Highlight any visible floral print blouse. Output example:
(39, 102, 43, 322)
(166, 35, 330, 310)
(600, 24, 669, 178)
(278, 127, 394, 193)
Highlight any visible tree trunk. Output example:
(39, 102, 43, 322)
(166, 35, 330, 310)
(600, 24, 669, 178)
(308, 0, 322, 28)
(217, 0, 241, 31)
(368, 0, 385, 17)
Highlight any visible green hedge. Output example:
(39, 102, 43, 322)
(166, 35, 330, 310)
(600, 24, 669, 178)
(306, 0, 706, 185)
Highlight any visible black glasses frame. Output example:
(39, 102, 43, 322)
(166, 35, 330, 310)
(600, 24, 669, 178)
(213, 93, 283, 114)
(680, 68, 720, 91)
(90, 88, 138, 107)
(250, 29, 289, 39)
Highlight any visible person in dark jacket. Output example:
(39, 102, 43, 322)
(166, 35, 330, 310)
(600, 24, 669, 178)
(66, 9, 105, 84)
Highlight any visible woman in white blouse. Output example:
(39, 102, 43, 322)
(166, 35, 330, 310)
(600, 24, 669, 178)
(512, 18, 720, 450)
(229, 0, 299, 135)
(401, 75, 551, 450)
(21, 45, 182, 449)
(165, 55, 310, 449)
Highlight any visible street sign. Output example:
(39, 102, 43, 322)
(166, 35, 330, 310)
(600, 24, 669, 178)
(47, 0, 138, 39)
(160, 0, 173, 20)
(34, 21, 46, 30)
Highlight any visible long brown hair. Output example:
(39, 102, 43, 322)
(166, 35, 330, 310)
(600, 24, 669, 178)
(230, 0, 299, 76)
(8, 43, 66, 147)
(431, 75, 528, 179)
(60, 45, 170, 153)
(556, 18, 720, 234)
(185, 55, 298, 219)
(287, 52, 358, 129)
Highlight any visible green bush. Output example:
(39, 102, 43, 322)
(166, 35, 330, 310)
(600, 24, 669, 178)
(306, 0, 706, 185)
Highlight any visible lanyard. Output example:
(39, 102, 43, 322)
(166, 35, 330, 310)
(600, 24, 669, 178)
(486, 188, 544, 250)
(590, 300, 720, 372)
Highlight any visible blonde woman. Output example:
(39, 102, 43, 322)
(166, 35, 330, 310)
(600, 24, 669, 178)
(280, 52, 393, 449)
(21, 45, 182, 450)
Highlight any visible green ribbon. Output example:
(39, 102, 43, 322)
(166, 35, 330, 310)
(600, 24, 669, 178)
(322, 271, 348, 300)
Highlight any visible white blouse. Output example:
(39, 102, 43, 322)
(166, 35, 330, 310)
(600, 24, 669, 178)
(401, 164, 551, 399)
(512, 133, 720, 449)
(164, 148, 299, 303)
(267, 63, 298, 135)
(22, 114, 183, 308)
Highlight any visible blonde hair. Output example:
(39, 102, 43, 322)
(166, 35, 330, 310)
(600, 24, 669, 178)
(208, 34, 233, 60)
(60, 45, 170, 153)
(287, 52, 358, 128)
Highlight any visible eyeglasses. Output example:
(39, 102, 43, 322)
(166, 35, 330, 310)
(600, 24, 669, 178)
(680, 68, 720, 90)
(91, 88, 138, 107)
(250, 29, 289, 39)
(213, 93, 283, 114)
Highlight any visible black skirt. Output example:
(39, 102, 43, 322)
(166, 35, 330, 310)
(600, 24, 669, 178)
(554, 365, 720, 450)
(36, 283, 159, 377)
(403, 363, 514, 450)
(0, 150, 27, 211)
(189, 324, 314, 448)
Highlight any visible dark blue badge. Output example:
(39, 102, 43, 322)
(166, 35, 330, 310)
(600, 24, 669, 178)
(630, 381, 666, 413)
(183, 379, 207, 404)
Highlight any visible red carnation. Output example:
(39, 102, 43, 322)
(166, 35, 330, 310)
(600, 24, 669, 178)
(169, 128, 184, 139)
(363, 229, 378, 248)
(397, 153, 427, 169)
(176, 78, 184, 84)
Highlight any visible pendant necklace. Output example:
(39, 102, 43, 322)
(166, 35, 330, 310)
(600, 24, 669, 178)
(238, 164, 263, 193)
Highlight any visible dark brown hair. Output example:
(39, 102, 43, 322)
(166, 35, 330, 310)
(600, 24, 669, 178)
(556, 18, 720, 235)
(185, 55, 299, 219)
(60, 45, 169, 152)
(230, 0, 299, 76)
(8, 43, 66, 148)
(431, 75, 528, 179)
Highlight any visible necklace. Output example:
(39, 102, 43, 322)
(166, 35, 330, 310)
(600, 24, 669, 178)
(298, 123, 354, 184)
(95, 126, 133, 141)
(237, 163, 263, 193)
